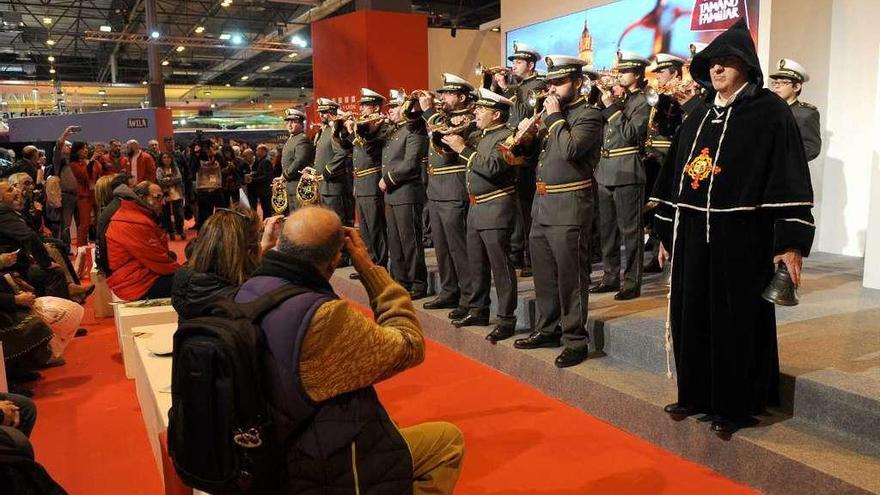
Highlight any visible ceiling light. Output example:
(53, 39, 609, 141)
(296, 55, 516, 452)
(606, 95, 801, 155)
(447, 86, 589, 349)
(100, 25, 112, 32)
(221, 0, 232, 6)
(142, 80, 148, 85)
(261, 65, 270, 71)
(210, 103, 217, 108)
(180, 118, 187, 125)
(194, 26, 205, 34)
(46, 39, 56, 46)
(240, 75, 249, 81)
(204, 90, 212, 96)
(161, 60, 170, 66)
(151, 31, 160, 39)
(267, 103, 273, 109)
(287, 52, 297, 58)
(49, 68, 56, 74)
(231, 34, 243, 45)
(291, 35, 307, 47)
(47, 55, 55, 62)
(98, 89, 107, 95)
(176, 45, 185, 52)
(0, 101, 7, 106)
(219, 33, 231, 40)
(491, 27, 500, 32)
(43, 17, 52, 25)
(101, 102, 109, 107)
(225, 83, 231, 87)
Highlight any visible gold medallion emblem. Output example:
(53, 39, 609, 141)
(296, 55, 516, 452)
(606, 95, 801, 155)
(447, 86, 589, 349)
(684, 147, 721, 190)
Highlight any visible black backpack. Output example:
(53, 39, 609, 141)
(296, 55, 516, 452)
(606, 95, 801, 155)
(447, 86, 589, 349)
(0, 426, 67, 495)
(168, 285, 306, 494)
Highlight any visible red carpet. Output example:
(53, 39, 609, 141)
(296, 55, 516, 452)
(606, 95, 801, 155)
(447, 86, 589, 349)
(26, 253, 754, 494)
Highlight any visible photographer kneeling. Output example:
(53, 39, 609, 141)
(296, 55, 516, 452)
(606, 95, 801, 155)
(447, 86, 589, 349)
(236, 206, 464, 494)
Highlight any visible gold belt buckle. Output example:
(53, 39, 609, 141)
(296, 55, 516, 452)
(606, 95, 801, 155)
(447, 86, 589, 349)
(536, 181, 547, 195)
(427, 165, 435, 176)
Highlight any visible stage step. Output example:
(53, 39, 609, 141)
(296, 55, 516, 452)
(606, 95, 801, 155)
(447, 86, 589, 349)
(332, 260, 880, 495)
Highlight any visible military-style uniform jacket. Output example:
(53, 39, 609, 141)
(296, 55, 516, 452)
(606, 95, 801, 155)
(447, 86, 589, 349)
(281, 131, 315, 184)
(313, 123, 353, 196)
(381, 119, 428, 206)
(423, 107, 473, 202)
(532, 96, 604, 226)
(595, 88, 651, 186)
(790, 100, 821, 161)
(507, 73, 545, 127)
(644, 94, 683, 162)
(458, 124, 517, 230)
(349, 124, 390, 198)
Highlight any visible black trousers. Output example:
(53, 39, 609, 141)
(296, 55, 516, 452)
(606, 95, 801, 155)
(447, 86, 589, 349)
(246, 185, 272, 218)
(671, 210, 779, 420)
(196, 189, 224, 230)
(428, 200, 471, 307)
(386, 202, 427, 293)
(60, 191, 77, 253)
(597, 183, 645, 291)
(322, 194, 355, 227)
(26, 264, 70, 299)
(509, 165, 536, 268)
(142, 274, 175, 300)
(529, 222, 592, 351)
(356, 195, 388, 267)
(161, 199, 185, 235)
(465, 226, 517, 323)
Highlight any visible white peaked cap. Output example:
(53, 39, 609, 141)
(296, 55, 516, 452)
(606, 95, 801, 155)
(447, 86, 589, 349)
(476, 87, 513, 108)
(771, 58, 810, 83)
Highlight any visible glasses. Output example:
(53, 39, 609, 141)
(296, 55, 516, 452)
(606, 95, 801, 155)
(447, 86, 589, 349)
(769, 80, 794, 88)
(215, 207, 248, 219)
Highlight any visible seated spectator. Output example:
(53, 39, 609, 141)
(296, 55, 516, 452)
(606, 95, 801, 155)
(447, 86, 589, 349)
(0, 179, 92, 302)
(105, 181, 180, 300)
(235, 206, 464, 495)
(172, 207, 282, 320)
(0, 393, 37, 437)
(95, 173, 137, 275)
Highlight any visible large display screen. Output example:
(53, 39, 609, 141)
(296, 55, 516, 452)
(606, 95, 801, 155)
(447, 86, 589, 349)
(506, 0, 761, 72)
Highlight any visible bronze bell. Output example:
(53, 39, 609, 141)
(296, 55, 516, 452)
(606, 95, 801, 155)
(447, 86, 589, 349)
(762, 262, 799, 306)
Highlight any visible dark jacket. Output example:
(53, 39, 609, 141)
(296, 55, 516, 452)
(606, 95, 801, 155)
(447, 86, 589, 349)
(170, 266, 238, 320)
(350, 124, 389, 198)
(281, 132, 315, 199)
(381, 120, 428, 206)
(423, 108, 472, 202)
(459, 124, 517, 230)
(790, 100, 821, 161)
(313, 124, 353, 196)
(0, 204, 54, 273)
(596, 88, 651, 186)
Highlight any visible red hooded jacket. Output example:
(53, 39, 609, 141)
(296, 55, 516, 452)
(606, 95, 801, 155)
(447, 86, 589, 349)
(105, 199, 180, 300)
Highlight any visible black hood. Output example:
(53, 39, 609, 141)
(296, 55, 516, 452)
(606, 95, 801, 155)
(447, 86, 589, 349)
(690, 19, 763, 90)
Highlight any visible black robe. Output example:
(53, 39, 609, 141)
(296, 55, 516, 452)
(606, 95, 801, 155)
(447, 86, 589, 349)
(650, 81, 815, 419)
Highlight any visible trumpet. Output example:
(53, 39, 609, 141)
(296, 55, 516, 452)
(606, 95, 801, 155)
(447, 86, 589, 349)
(597, 70, 620, 92)
(429, 114, 475, 154)
(355, 112, 387, 127)
(475, 62, 517, 89)
(645, 78, 700, 107)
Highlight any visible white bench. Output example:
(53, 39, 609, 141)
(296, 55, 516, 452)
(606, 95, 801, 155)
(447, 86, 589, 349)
(114, 302, 177, 378)
(131, 323, 208, 495)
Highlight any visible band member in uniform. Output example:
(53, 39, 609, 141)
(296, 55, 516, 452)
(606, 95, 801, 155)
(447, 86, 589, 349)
(643, 53, 686, 273)
(418, 74, 476, 317)
(314, 98, 354, 228)
(381, 91, 430, 299)
(769, 58, 822, 162)
(512, 55, 604, 368)
(678, 42, 709, 119)
(346, 88, 391, 276)
(442, 88, 519, 342)
(590, 50, 651, 301)
(493, 42, 544, 277)
(280, 108, 315, 211)
(651, 20, 814, 437)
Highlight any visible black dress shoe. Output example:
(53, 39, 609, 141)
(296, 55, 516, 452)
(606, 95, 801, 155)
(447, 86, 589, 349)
(711, 417, 758, 440)
(408, 290, 428, 300)
(513, 331, 561, 349)
(644, 258, 662, 273)
(589, 283, 620, 294)
(74, 328, 88, 338)
(349, 272, 361, 280)
(614, 288, 641, 301)
(663, 403, 697, 421)
(452, 314, 490, 328)
(554, 347, 589, 368)
(519, 266, 533, 278)
(447, 307, 468, 320)
(486, 324, 515, 344)
(423, 297, 459, 310)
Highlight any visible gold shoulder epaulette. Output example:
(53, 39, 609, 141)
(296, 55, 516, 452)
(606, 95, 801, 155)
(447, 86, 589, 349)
(798, 101, 817, 111)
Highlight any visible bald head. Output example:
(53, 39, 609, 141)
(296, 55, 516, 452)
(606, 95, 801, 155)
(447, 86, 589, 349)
(277, 206, 345, 277)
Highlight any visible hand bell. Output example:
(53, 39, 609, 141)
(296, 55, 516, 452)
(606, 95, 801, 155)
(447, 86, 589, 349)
(762, 262, 799, 306)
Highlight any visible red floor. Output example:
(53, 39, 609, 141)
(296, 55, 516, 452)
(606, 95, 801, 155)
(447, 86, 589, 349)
(26, 256, 755, 494)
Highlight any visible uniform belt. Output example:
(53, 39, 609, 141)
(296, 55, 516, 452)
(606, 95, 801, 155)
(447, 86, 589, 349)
(601, 146, 640, 158)
(428, 164, 467, 176)
(536, 179, 592, 195)
(469, 185, 515, 205)
(646, 138, 672, 149)
(354, 166, 382, 178)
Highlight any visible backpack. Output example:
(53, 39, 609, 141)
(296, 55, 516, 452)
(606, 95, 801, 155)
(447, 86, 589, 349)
(168, 285, 307, 494)
(0, 426, 68, 495)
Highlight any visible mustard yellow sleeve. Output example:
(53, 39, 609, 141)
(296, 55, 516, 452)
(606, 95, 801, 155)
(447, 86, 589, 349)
(299, 265, 426, 402)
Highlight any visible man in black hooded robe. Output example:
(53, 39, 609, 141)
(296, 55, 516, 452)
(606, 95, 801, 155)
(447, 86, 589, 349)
(650, 19, 815, 437)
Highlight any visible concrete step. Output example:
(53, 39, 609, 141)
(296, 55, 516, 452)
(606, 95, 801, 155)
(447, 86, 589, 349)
(332, 267, 880, 495)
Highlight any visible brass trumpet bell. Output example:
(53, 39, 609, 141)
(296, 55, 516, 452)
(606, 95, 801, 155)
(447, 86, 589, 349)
(762, 262, 800, 306)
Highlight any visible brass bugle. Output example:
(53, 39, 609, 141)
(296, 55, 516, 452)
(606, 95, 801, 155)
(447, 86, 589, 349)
(355, 112, 387, 126)
(474, 62, 510, 77)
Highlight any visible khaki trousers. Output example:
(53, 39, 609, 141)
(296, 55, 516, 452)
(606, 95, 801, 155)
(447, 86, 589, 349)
(399, 421, 465, 495)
